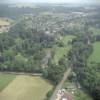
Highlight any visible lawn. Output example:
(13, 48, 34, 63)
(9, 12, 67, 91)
(63, 81, 93, 100)
(0, 75, 53, 100)
(88, 42, 100, 63)
(53, 35, 75, 63)
(0, 73, 16, 92)
(74, 90, 93, 100)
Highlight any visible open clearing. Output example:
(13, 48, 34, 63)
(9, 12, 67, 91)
(53, 35, 75, 63)
(88, 42, 100, 63)
(0, 74, 53, 100)
(53, 46, 70, 63)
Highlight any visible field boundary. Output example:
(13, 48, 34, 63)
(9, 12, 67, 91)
(0, 71, 42, 76)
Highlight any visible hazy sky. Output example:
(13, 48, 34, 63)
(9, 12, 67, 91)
(0, 0, 100, 4)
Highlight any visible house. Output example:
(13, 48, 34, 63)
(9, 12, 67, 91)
(61, 92, 73, 100)
(56, 89, 73, 100)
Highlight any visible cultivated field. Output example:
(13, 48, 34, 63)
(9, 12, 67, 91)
(0, 19, 10, 26)
(88, 42, 100, 63)
(0, 73, 16, 92)
(0, 74, 53, 100)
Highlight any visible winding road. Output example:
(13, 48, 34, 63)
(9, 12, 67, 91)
(50, 68, 72, 100)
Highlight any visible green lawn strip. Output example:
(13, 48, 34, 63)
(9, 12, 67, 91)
(53, 35, 75, 64)
(53, 46, 71, 64)
(88, 42, 100, 64)
(0, 73, 16, 92)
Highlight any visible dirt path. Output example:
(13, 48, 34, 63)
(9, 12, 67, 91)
(50, 68, 72, 100)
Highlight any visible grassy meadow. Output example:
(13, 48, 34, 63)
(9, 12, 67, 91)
(0, 74, 53, 100)
(53, 35, 75, 63)
(88, 42, 100, 63)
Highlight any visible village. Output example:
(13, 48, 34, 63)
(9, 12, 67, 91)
(24, 11, 87, 36)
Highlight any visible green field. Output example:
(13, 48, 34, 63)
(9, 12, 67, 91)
(53, 35, 75, 63)
(89, 27, 100, 35)
(0, 74, 53, 100)
(0, 73, 16, 92)
(88, 42, 100, 63)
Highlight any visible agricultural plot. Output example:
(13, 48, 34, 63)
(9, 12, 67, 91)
(53, 35, 75, 63)
(0, 74, 53, 100)
(0, 73, 16, 92)
(88, 42, 100, 63)
(0, 20, 10, 26)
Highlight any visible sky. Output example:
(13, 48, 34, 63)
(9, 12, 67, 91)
(0, 0, 100, 4)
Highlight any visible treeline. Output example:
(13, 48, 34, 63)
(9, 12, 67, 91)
(68, 26, 100, 100)
(0, 19, 55, 73)
(0, 4, 96, 19)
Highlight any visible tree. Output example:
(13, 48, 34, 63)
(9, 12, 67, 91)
(44, 64, 65, 84)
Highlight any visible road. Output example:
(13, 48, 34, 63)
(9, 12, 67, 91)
(50, 68, 72, 100)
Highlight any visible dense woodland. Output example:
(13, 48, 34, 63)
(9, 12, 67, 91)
(68, 23, 100, 100)
(0, 19, 55, 72)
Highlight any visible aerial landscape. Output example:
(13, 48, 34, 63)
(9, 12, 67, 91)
(0, 0, 100, 100)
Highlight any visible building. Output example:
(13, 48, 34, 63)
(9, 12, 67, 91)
(56, 89, 73, 100)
